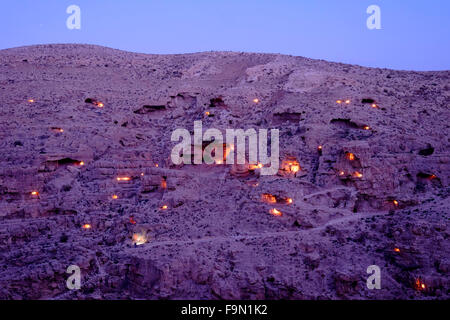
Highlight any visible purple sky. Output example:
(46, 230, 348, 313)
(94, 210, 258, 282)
(0, 0, 449, 70)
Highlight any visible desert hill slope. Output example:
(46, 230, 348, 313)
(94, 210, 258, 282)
(0, 44, 448, 299)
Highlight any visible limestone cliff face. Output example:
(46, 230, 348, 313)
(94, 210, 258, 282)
(0, 44, 448, 299)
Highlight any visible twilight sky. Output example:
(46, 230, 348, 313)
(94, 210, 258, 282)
(0, 0, 449, 70)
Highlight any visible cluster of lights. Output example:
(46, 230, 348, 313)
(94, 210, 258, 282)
(336, 99, 351, 104)
(338, 171, 363, 178)
(261, 193, 293, 205)
(415, 278, 427, 291)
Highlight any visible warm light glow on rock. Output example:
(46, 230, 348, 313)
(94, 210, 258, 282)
(363, 126, 371, 130)
(27, 99, 34, 103)
(353, 171, 363, 178)
(371, 104, 378, 108)
(415, 278, 426, 291)
(205, 111, 210, 116)
(82, 224, 91, 229)
(161, 205, 168, 210)
(262, 193, 277, 204)
(31, 191, 39, 196)
(394, 247, 400, 253)
(336, 100, 342, 104)
(112, 194, 118, 199)
(132, 233, 147, 246)
(393, 200, 399, 206)
(269, 208, 282, 216)
(346, 153, 355, 161)
(287, 198, 293, 204)
(253, 98, 259, 103)
(79, 161, 85, 166)
(116, 177, 131, 181)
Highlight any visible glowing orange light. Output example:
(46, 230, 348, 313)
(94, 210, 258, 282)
(82, 224, 91, 229)
(112, 194, 118, 199)
(27, 99, 35, 103)
(291, 164, 300, 173)
(253, 98, 260, 104)
(205, 111, 210, 116)
(363, 126, 371, 130)
(161, 205, 168, 210)
(394, 247, 400, 253)
(141, 172, 144, 176)
(94, 101, 104, 108)
(415, 278, 426, 291)
(371, 104, 378, 108)
(336, 100, 342, 104)
(161, 179, 167, 189)
(393, 200, 399, 206)
(132, 233, 147, 245)
(429, 174, 437, 180)
(346, 153, 355, 161)
(270, 208, 282, 217)
(262, 193, 277, 204)
(318, 145, 322, 151)
(155, 164, 159, 167)
(339, 171, 345, 176)
(345, 99, 351, 104)
(353, 171, 363, 178)
(79, 161, 85, 166)
(287, 198, 293, 204)
(116, 177, 131, 181)
(216, 159, 223, 165)
(129, 217, 136, 224)
(31, 191, 39, 196)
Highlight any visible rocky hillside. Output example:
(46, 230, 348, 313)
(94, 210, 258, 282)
(0, 44, 448, 299)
